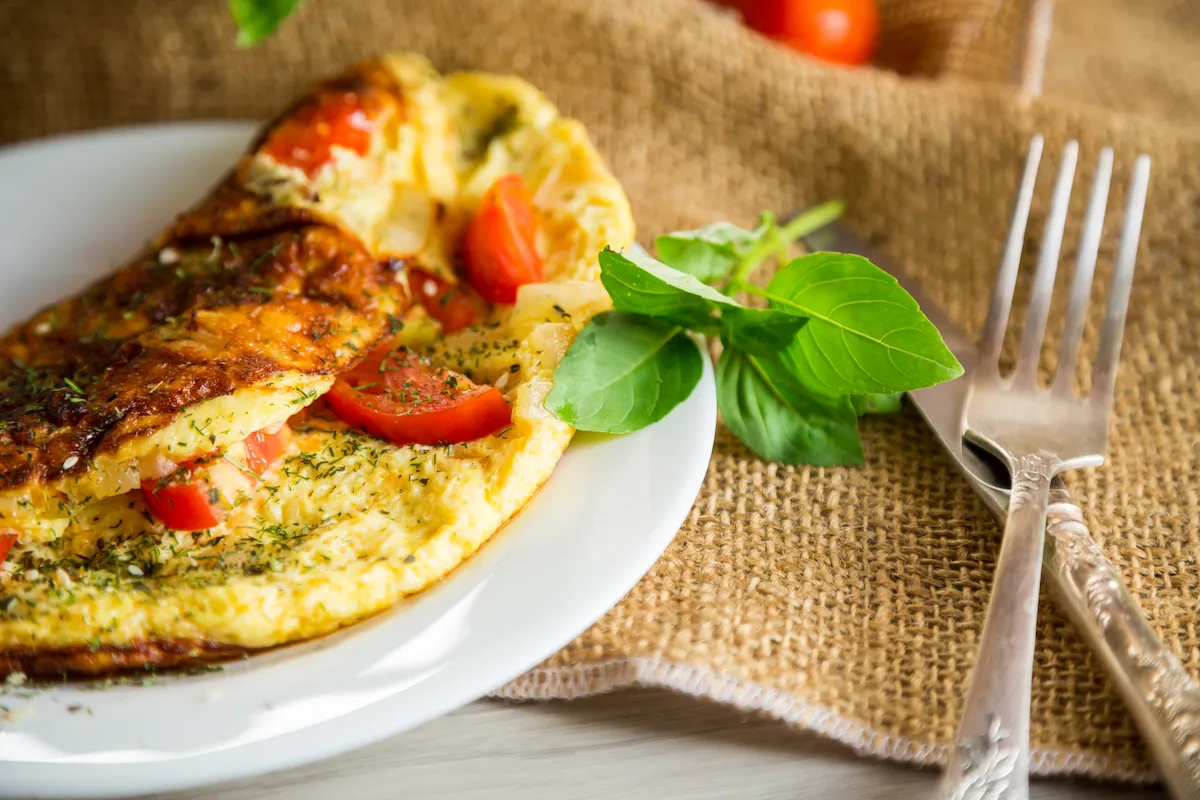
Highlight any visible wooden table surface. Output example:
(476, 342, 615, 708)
(153, 690, 1164, 800)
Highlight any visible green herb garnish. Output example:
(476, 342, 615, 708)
(228, 0, 303, 47)
(546, 203, 962, 466)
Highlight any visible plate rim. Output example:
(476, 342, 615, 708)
(0, 121, 716, 798)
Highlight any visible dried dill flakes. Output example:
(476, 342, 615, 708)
(247, 242, 283, 272)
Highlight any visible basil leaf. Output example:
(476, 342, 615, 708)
(716, 347, 864, 466)
(546, 311, 702, 434)
(719, 305, 806, 357)
(765, 253, 963, 396)
(851, 392, 904, 415)
(229, 0, 303, 46)
(654, 220, 766, 282)
(599, 248, 734, 329)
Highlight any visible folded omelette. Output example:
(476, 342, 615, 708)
(0, 54, 633, 676)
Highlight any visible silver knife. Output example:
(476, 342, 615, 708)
(804, 222, 1200, 799)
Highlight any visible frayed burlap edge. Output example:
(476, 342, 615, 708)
(494, 661, 1158, 785)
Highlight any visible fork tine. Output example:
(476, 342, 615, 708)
(1013, 140, 1079, 387)
(1053, 148, 1113, 395)
(979, 135, 1044, 375)
(1092, 154, 1150, 405)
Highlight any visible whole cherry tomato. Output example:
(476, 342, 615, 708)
(740, 0, 879, 67)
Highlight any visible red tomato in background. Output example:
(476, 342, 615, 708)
(326, 346, 512, 446)
(736, 0, 879, 66)
(462, 174, 544, 304)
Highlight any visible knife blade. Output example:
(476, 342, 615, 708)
(801, 222, 1010, 517)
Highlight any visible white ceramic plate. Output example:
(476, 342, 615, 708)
(0, 123, 716, 799)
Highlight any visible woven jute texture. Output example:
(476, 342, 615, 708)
(2, 0, 1199, 784)
(1046, 0, 1200, 128)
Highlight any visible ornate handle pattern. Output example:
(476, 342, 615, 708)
(941, 455, 1055, 800)
(1044, 483, 1200, 799)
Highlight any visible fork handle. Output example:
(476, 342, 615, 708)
(940, 454, 1053, 800)
(1044, 485, 1200, 799)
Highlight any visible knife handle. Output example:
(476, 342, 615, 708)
(1044, 481, 1200, 799)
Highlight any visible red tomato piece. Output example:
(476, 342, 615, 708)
(326, 346, 512, 446)
(140, 425, 284, 531)
(409, 268, 485, 334)
(243, 424, 293, 477)
(261, 91, 379, 177)
(0, 530, 17, 566)
(462, 174, 544, 304)
(742, 0, 879, 66)
(141, 465, 223, 533)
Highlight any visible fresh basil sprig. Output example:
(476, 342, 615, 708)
(546, 202, 964, 466)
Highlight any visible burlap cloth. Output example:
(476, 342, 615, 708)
(2, 0, 1198, 785)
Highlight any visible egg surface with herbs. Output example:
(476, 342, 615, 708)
(0, 53, 632, 676)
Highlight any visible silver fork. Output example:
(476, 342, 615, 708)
(938, 136, 1151, 800)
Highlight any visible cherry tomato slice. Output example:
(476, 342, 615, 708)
(243, 424, 293, 476)
(141, 467, 223, 532)
(326, 347, 512, 446)
(463, 174, 544, 304)
(140, 425, 286, 532)
(261, 91, 379, 177)
(742, 0, 879, 66)
(410, 268, 485, 334)
(0, 530, 17, 566)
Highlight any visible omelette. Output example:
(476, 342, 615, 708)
(0, 54, 633, 677)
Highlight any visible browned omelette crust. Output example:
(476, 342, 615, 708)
(172, 61, 404, 243)
(0, 62, 410, 502)
(0, 639, 248, 678)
